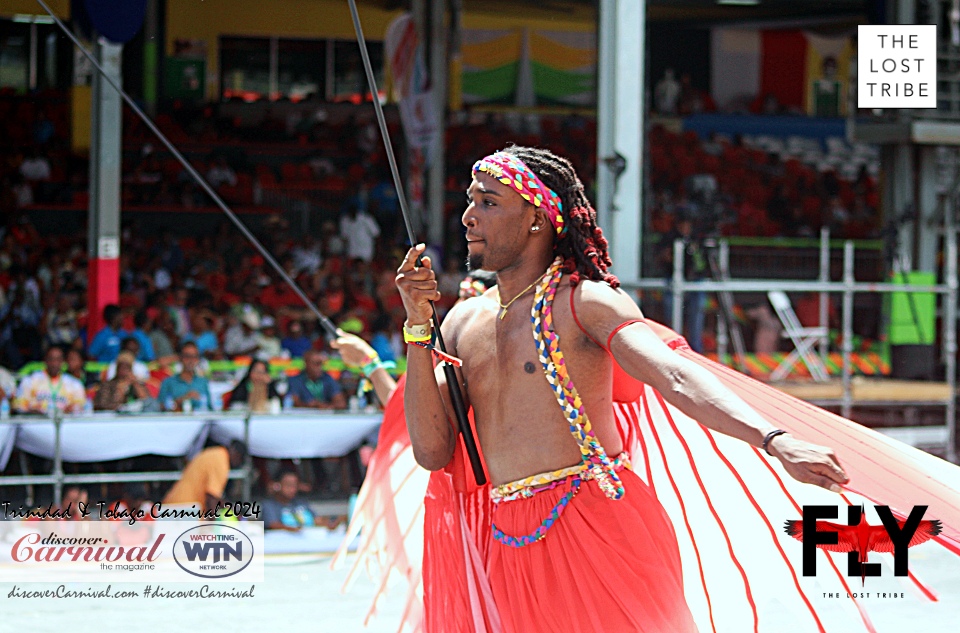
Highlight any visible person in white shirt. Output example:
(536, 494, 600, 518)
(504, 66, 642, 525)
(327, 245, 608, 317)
(223, 311, 261, 358)
(14, 346, 86, 415)
(256, 315, 283, 359)
(339, 204, 380, 263)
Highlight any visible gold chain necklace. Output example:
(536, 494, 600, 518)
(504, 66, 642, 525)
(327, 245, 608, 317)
(497, 278, 540, 320)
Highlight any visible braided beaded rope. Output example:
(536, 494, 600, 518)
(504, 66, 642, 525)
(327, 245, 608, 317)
(491, 259, 625, 548)
(532, 259, 624, 500)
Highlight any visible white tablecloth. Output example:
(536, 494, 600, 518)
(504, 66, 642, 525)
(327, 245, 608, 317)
(209, 412, 382, 458)
(12, 414, 210, 463)
(0, 422, 16, 471)
(4, 412, 382, 464)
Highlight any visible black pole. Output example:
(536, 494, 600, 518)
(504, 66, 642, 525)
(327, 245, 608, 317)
(346, 0, 485, 485)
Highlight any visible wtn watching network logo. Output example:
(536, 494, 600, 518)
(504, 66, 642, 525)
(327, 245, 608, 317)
(784, 505, 941, 586)
(173, 525, 255, 579)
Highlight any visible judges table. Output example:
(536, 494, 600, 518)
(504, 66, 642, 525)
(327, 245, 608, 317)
(0, 410, 382, 503)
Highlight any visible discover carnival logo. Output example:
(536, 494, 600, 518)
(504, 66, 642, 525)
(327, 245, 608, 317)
(173, 525, 254, 579)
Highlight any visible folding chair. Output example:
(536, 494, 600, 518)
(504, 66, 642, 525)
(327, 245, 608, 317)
(767, 291, 830, 382)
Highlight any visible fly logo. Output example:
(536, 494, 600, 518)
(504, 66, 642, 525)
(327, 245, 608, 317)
(173, 526, 254, 579)
(784, 505, 941, 586)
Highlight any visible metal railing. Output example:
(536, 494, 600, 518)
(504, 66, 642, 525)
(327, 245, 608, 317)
(0, 411, 254, 507)
(621, 226, 958, 463)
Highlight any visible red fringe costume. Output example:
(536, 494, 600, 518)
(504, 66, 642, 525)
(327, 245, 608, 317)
(334, 322, 960, 633)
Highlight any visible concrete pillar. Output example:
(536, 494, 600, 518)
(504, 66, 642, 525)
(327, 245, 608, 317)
(596, 0, 644, 281)
(87, 39, 123, 339)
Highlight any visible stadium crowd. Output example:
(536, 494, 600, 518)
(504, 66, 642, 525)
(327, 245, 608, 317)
(0, 92, 882, 411)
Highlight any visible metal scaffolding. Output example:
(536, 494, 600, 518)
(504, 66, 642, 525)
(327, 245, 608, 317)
(622, 223, 958, 464)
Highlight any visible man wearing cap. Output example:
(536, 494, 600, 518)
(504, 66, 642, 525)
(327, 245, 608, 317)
(223, 310, 261, 358)
(256, 315, 282, 358)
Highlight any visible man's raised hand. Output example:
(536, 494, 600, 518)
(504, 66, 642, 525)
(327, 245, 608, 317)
(395, 244, 440, 325)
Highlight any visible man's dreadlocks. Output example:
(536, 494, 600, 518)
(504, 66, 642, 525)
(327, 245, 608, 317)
(501, 145, 619, 288)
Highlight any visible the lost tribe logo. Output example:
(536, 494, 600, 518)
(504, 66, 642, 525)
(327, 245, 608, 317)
(173, 525, 255, 579)
(784, 505, 941, 585)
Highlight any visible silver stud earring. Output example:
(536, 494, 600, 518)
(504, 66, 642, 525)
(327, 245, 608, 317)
(532, 226, 540, 232)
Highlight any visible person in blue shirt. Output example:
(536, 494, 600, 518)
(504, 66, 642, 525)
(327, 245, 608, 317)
(157, 342, 212, 412)
(280, 320, 312, 359)
(183, 310, 220, 359)
(261, 469, 324, 531)
(88, 304, 124, 362)
(288, 349, 346, 410)
(368, 313, 396, 363)
(129, 310, 156, 362)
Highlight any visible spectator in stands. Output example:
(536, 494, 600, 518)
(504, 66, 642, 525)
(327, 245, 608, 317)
(654, 68, 681, 116)
(288, 349, 345, 410)
(59, 486, 89, 519)
(157, 342, 212, 412)
(0, 361, 17, 402)
(0, 284, 43, 367)
(262, 468, 329, 531)
(95, 350, 150, 411)
(88, 304, 125, 362)
(339, 201, 380, 263)
(368, 312, 397, 363)
(256, 316, 282, 358)
(128, 310, 156, 362)
(206, 155, 237, 189)
(225, 359, 279, 413)
(184, 309, 220, 359)
(44, 293, 79, 348)
(260, 278, 301, 313)
(14, 345, 86, 415)
(281, 320, 312, 359)
(161, 440, 247, 513)
(106, 338, 150, 381)
(167, 286, 190, 337)
(19, 147, 51, 182)
(149, 308, 178, 364)
(223, 310, 261, 358)
(291, 235, 323, 275)
(65, 347, 96, 388)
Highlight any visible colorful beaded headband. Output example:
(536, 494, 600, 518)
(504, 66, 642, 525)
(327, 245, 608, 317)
(472, 152, 566, 236)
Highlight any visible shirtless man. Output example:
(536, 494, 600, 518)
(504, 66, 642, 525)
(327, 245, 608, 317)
(396, 146, 848, 632)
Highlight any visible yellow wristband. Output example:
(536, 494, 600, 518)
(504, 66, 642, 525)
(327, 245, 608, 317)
(403, 321, 432, 343)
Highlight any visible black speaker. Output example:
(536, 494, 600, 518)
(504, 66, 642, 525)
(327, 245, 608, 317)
(890, 344, 936, 380)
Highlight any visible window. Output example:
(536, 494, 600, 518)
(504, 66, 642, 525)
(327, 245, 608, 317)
(220, 37, 270, 102)
(333, 40, 383, 102)
(219, 36, 383, 103)
(278, 39, 325, 102)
